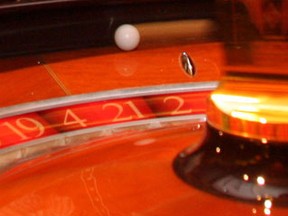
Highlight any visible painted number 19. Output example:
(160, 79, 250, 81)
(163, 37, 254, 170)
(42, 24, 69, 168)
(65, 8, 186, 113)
(1, 118, 45, 140)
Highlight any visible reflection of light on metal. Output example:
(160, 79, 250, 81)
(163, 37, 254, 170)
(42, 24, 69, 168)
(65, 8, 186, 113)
(264, 199, 272, 209)
(252, 208, 257, 214)
(211, 93, 270, 123)
(180, 52, 195, 77)
(207, 75, 288, 142)
(261, 138, 268, 144)
(231, 111, 259, 122)
(238, 105, 259, 112)
(210, 90, 288, 123)
(213, 175, 288, 203)
(211, 94, 259, 104)
(264, 208, 271, 215)
(259, 117, 267, 124)
(264, 199, 272, 215)
(243, 174, 249, 181)
(216, 147, 221, 153)
(257, 176, 265, 186)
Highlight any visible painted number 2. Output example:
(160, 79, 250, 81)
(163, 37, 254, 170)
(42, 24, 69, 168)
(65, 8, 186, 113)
(163, 96, 192, 115)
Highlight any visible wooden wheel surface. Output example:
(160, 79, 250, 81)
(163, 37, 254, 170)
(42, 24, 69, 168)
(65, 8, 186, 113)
(0, 0, 288, 215)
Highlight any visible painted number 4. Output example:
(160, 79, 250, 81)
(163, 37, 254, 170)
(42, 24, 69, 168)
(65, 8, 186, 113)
(63, 109, 88, 127)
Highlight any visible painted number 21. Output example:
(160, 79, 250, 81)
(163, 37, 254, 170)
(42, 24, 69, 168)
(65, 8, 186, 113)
(103, 101, 145, 122)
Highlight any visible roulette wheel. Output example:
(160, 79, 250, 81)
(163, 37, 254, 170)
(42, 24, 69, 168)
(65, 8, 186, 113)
(0, 0, 288, 215)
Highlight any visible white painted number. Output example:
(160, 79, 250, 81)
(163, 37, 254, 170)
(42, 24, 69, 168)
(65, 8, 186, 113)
(102, 101, 145, 122)
(125, 101, 145, 118)
(63, 109, 87, 127)
(163, 96, 192, 115)
(2, 117, 45, 140)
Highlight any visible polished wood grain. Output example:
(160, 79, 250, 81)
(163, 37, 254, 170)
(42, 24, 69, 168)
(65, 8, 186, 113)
(0, 42, 223, 108)
(0, 55, 66, 107)
(42, 43, 223, 94)
(0, 123, 286, 215)
(0, 1, 287, 215)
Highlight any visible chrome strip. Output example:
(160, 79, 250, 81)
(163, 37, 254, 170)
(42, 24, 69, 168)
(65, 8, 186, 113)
(0, 114, 206, 172)
(0, 82, 218, 118)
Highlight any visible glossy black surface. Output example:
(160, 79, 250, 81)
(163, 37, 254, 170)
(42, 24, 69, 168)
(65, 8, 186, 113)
(174, 124, 288, 206)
